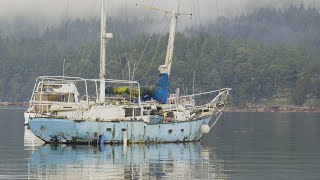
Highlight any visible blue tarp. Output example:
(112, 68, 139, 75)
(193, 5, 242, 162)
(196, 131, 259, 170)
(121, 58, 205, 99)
(152, 73, 169, 103)
(141, 73, 169, 104)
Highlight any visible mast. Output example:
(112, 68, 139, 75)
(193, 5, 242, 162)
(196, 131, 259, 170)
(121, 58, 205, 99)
(159, 1, 180, 75)
(135, 1, 191, 103)
(99, 0, 107, 103)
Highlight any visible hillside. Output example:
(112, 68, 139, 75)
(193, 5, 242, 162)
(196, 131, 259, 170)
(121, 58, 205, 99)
(0, 4, 319, 107)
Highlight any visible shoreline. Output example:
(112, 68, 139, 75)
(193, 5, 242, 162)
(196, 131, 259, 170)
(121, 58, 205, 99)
(0, 102, 319, 112)
(226, 106, 320, 112)
(0, 102, 28, 107)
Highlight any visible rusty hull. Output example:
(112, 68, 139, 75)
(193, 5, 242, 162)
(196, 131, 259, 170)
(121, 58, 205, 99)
(29, 117, 212, 144)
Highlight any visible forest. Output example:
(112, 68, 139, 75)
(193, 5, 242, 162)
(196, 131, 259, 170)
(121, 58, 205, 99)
(0, 4, 319, 107)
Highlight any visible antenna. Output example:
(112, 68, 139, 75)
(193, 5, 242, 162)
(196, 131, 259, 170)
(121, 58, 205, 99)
(63, 58, 66, 77)
(136, 1, 192, 16)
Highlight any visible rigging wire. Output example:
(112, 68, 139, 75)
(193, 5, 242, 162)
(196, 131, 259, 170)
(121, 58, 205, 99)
(194, 36, 208, 68)
(113, 14, 131, 82)
(238, 0, 242, 36)
(113, 0, 154, 80)
(71, 0, 98, 76)
(192, 35, 207, 94)
(61, 0, 69, 76)
(131, 10, 166, 81)
(182, 37, 190, 83)
(136, 19, 171, 82)
(130, 0, 156, 80)
(106, 1, 139, 81)
(134, 0, 154, 42)
(192, 0, 198, 32)
(131, 33, 153, 81)
(192, 0, 210, 94)
(196, 0, 201, 25)
(110, 17, 125, 80)
(78, 34, 100, 76)
(125, 0, 129, 42)
(216, 0, 221, 38)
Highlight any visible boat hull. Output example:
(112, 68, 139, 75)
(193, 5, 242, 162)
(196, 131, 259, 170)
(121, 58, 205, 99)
(28, 117, 211, 143)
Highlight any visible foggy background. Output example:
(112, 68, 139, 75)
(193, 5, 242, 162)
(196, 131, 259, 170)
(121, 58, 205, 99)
(0, 0, 319, 40)
(1, 0, 319, 24)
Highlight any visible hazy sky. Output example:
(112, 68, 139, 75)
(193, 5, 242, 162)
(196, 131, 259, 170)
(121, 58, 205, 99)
(0, 0, 319, 24)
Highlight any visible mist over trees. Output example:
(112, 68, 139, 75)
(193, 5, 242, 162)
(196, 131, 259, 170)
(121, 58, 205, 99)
(0, 3, 320, 107)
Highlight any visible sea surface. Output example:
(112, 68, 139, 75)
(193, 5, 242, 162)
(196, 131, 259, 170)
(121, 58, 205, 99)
(0, 109, 319, 179)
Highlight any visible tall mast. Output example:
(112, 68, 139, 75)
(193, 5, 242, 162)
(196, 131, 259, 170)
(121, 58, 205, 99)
(99, 0, 107, 103)
(159, 1, 180, 76)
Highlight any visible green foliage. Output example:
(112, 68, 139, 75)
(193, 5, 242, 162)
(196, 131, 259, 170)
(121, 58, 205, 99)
(0, 4, 320, 107)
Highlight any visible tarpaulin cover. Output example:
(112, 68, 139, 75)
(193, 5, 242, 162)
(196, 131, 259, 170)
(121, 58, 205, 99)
(141, 73, 169, 104)
(152, 73, 169, 103)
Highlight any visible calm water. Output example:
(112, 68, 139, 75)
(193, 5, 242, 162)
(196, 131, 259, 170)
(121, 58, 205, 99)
(0, 109, 320, 179)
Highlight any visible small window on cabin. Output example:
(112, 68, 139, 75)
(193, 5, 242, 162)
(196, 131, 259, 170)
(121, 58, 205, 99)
(125, 108, 133, 117)
(168, 129, 172, 134)
(144, 106, 151, 110)
(106, 128, 112, 131)
(135, 108, 141, 116)
(68, 93, 75, 102)
(60, 95, 65, 102)
(181, 129, 184, 132)
(47, 94, 62, 102)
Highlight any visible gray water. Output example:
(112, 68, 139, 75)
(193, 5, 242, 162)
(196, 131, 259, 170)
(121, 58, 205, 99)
(0, 109, 320, 179)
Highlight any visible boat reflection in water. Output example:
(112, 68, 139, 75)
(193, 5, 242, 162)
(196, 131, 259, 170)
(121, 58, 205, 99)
(25, 130, 226, 179)
(24, 127, 44, 150)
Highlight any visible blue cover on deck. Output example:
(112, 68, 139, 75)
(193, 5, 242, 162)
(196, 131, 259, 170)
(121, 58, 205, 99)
(152, 73, 169, 103)
(152, 73, 170, 104)
(141, 73, 169, 104)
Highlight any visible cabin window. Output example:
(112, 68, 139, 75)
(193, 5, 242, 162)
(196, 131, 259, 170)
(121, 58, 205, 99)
(135, 108, 141, 116)
(34, 93, 75, 102)
(143, 111, 149, 115)
(181, 129, 184, 132)
(167, 112, 174, 118)
(168, 129, 172, 134)
(150, 109, 158, 115)
(67, 93, 75, 102)
(106, 128, 112, 131)
(143, 106, 151, 110)
(125, 108, 133, 117)
(122, 128, 126, 132)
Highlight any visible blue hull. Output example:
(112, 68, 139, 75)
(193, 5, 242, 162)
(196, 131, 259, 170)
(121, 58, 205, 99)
(29, 117, 211, 143)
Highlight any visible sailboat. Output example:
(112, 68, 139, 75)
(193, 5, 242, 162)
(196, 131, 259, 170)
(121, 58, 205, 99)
(25, 0, 231, 144)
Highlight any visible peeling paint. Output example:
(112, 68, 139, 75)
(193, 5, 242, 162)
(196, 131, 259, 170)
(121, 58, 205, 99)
(29, 116, 212, 144)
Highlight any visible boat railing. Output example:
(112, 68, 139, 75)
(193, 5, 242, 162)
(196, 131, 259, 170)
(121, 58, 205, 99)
(29, 101, 52, 115)
(178, 88, 231, 99)
(30, 76, 142, 106)
(30, 76, 89, 105)
(85, 78, 142, 105)
(29, 101, 79, 114)
(167, 88, 231, 112)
